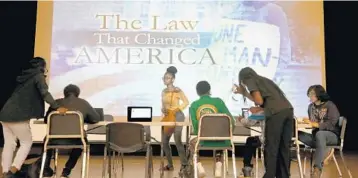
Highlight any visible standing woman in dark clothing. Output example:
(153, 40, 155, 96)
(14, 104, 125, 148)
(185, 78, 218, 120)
(233, 67, 293, 178)
(0, 57, 66, 178)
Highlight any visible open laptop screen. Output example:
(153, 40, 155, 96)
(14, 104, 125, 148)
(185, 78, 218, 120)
(127, 107, 152, 122)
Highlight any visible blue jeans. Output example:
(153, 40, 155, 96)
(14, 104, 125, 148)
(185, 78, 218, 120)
(298, 130, 339, 169)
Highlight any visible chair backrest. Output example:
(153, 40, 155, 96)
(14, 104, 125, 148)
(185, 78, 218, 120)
(339, 116, 347, 147)
(46, 111, 84, 139)
(197, 114, 232, 141)
(106, 123, 145, 150)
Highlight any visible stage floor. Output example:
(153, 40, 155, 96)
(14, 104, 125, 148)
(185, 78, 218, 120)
(2, 153, 357, 178)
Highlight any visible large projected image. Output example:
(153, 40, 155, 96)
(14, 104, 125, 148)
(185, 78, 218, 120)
(48, 1, 324, 117)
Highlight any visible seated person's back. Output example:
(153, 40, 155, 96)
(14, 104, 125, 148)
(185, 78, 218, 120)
(190, 81, 235, 147)
(45, 84, 100, 124)
(42, 84, 100, 178)
(188, 81, 236, 177)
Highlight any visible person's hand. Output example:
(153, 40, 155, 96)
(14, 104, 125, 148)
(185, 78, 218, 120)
(161, 108, 168, 115)
(237, 116, 244, 122)
(250, 107, 263, 114)
(232, 84, 245, 95)
(310, 122, 319, 128)
(57, 107, 68, 114)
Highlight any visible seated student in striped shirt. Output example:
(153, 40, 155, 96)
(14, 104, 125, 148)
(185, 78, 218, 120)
(189, 81, 236, 178)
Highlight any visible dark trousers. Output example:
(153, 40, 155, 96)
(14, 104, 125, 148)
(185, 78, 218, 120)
(263, 109, 293, 178)
(44, 148, 82, 170)
(243, 136, 261, 167)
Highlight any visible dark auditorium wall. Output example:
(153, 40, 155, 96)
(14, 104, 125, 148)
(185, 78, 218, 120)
(0, 1, 357, 152)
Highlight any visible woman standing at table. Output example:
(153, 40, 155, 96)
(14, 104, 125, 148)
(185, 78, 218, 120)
(233, 67, 293, 178)
(161, 66, 189, 171)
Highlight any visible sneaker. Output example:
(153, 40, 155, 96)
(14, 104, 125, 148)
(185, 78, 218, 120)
(214, 161, 222, 177)
(323, 148, 334, 165)
(242, 166, 253, 177)
(197, 162, 206, 178)
(61, 168, 71, 178)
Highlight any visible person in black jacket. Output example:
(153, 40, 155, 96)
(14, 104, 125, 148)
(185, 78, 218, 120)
(234, 67, 293, 178)
(42, 84, 100, 178)
(298, 85, 340, 178)
(0, 57, 66, 178)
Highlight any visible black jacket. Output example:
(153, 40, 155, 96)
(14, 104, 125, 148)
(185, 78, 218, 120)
(0, 68, 59, 122)
(44, 95, 101, 124)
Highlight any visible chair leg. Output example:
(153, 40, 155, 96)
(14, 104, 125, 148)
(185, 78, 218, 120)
(108, 150, 112, 178)
(54, 149, 59, 178)
(223, 151, 227, 178)
(231, 148, 237, 178)
(310, 151, 314, 175)
(81, 149, 87, 178)
(39, 150, 48, 178)
(224, 150, 229, 174)
(255, 148, 259, 178)
(145, 146, 150, 178)
(86, 146, 90, 178)
(121, 152, 124, 172)
(193, 152, 198, 178)
(113, 152, 118, 178)
(339, 150, 352, 178)
(102, 145, 108, 178)
(332, 154, 342, 177)
(296, 148, 304, 178)
(212, 150, 216, 175)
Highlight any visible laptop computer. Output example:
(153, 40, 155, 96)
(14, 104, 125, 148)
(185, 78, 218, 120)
(127, 106, 152, 122)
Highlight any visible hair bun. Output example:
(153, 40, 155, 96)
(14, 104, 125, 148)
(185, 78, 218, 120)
(166, 66, 177, 74)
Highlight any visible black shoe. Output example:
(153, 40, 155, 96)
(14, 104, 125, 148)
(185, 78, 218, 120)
(60, 168, 71, 178)
(43, 167, 54, 177)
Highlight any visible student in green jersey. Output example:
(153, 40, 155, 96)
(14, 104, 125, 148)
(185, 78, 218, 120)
(189, 81, 236, 178)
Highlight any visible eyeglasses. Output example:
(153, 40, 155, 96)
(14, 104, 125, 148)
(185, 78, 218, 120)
(308, 92, 316, 97)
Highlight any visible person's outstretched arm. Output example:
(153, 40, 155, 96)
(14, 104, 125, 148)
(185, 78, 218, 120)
(34, 74, 59, 109)
(83, 100, 101, 124)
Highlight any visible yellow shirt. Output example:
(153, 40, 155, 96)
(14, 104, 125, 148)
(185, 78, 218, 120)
(162, 88, 189, 111)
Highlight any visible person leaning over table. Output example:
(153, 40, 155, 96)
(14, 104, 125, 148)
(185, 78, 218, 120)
(233, 67, 294, 178)
(0, 57, 67, 178)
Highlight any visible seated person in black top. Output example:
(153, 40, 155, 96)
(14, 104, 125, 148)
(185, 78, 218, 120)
(43, 84, 100, 178)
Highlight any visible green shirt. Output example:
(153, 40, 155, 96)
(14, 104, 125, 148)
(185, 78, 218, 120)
(189, 95, 235, 147)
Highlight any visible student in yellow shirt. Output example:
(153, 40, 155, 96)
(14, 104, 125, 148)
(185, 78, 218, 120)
(161, 66, 189, 171)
